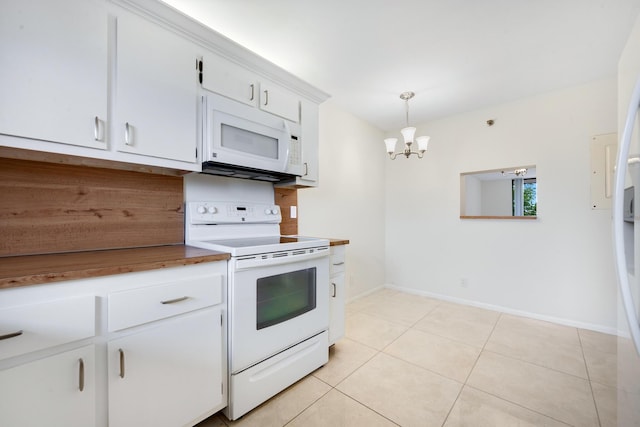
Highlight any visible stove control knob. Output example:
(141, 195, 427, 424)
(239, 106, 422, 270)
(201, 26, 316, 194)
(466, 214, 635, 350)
(271, 208, 279, 215)
(207, 206, 217, 214)
(264, 208, 272, 215)
(197, 206, 206, 214)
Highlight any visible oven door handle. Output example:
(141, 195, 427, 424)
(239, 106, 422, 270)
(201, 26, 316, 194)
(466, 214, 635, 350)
(235, 249, 329, 270)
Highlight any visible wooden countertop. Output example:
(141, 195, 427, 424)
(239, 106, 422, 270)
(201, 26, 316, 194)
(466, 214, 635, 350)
(328, 238, 350, 246)
(0, 245, 230, 290)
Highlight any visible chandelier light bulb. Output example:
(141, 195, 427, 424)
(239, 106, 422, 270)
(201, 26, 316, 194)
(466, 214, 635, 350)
(384, 138, 398, 154)
(416, 136, 430, 152)
(384, 91, 430, 159)
(400, 127, 416, 144)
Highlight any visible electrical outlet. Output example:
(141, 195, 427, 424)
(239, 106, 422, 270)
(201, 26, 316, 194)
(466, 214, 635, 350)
(290, 206, 297, 219)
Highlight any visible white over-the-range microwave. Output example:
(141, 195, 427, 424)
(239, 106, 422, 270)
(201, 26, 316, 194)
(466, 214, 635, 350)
(200, 92, 303, 182)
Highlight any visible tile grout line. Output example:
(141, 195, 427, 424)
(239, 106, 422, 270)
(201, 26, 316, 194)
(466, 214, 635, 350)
(461, 384, 576, 427)
(577, 329, 604, 427)
(439, 311, 504, 426)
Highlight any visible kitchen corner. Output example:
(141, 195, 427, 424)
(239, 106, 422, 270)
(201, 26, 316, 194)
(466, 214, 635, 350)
(0, 0, 343, 425)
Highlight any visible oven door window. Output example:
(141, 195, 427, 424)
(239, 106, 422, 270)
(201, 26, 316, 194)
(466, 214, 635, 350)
(256, 267, 316, 330)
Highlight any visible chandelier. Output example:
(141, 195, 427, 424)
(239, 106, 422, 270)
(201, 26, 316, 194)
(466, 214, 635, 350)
(502, 168, 528, 177)
(384, 91, 430, 159)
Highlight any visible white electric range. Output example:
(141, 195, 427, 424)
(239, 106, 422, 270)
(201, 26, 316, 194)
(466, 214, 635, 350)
(185, 201, 329, 420)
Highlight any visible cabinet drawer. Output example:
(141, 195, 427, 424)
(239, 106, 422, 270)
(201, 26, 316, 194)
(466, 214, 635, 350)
(330, 246, 346, 275)
(108, 274, 222, 332)
(0, 295, 96, 361)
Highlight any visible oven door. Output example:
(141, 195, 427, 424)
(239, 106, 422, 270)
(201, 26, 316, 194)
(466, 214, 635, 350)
(228, 250, 329, 374)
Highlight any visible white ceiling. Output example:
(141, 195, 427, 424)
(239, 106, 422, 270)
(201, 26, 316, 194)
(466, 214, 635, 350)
(161, 0, 640, 131)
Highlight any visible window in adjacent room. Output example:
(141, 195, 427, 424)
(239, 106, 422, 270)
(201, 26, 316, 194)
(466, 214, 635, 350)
(512, 178, 537, 216)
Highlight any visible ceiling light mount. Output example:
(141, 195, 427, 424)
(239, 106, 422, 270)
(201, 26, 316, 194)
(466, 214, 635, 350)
(384, 91, 430, 159)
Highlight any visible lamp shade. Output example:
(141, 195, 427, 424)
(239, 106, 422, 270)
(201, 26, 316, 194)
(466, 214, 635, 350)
(384, 138, 398, 154)
(416, 136, 430, 151)
(400, 127, 416, 144)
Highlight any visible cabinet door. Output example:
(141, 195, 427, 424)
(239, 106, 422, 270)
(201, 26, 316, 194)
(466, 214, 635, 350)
(108, 307, 224, 427)
(259, 82, 300, 123)
(115, 11, 198, 163)
(0, 0, 107, 149)
(202, 54, 258, 107)
(0, 345, 96, 427)
(329, 273, 346, 345)
(299, 100, 320, 185)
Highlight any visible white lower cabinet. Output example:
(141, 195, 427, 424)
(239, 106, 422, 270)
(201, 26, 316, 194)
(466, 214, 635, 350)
(0, 262, 227, 427)
(108, 307, 223, 427)
(328, 245, 346, 345)
(0, 345, 96, 427)
(107, 268, 226, 427)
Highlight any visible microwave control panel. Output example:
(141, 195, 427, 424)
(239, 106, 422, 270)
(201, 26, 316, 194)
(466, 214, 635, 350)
(289, 135, 301, 167)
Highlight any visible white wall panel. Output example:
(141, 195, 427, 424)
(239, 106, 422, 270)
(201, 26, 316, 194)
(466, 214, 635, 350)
(298, 101, 386, 300)
(385, 78, 618, 331)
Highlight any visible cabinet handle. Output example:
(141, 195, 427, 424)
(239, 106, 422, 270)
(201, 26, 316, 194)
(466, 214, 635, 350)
(250, 84, 255, 101)
(331, 282, 337, 298)
(263, 90, 269, 106)
(124, 122, 132, 146)
(332, 262, 345, 266)
(118, 348, 125, 379)
(160, 296, 189, 305)
(93, 116, 103, 142)
(78, 358, 85, 392)
(303, 162, 309, 176)
(0, 330, 23, 341)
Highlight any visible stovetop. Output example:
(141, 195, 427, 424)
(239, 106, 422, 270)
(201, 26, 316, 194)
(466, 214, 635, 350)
(188, 235, 329, 257)
(185, 201, 329, 256)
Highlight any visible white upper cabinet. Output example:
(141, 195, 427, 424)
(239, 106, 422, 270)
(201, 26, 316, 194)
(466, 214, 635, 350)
(259, 82, 300, 123)
(0, 0, 108, 149)
(201, 54, 259, 107)
(201, 53, 300, 123)
(114, 10, 198, 163)
(0, 0, 327, 177)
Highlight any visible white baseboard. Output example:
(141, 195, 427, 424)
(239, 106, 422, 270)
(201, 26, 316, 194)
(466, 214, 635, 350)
(382, 284, 620, 336)
(345, 285, 385, 304)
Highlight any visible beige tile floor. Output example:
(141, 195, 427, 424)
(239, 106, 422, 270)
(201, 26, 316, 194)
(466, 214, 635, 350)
(196, 288, 640, 427)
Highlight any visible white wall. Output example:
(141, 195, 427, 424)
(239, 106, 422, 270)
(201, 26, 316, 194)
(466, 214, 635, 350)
(385, 78, 619, 331)
(298, 100, 386, 300)
(481, 179, 512, 216)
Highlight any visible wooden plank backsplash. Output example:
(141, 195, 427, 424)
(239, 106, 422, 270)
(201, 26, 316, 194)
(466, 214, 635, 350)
(0, 158, 184, 257)
(275, 187, 298, 236)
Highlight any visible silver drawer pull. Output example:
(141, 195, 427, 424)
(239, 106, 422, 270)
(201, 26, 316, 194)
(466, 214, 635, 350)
(0, 330, 23, 341)
(250, 84, 255, 101)
(78, 358, 85, 392)
(118, 348, 125, 379)
(331, 282, 337, 298)
(160, 296, 189, 305)
(332, 262, 345, 266)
